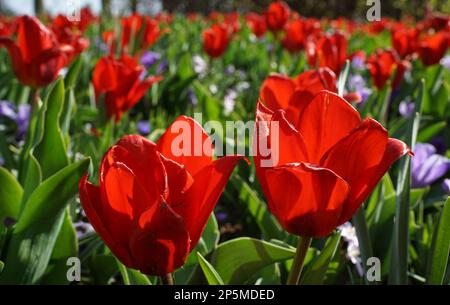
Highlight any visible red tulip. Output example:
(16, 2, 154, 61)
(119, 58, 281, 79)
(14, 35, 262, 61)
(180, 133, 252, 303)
(92, 55, 162, 122)
(282, 19, 306, 53)
(417, 31, 449, 66)
(260, 68, 337, 122)
(265, 1, 290, 32)
(202, 24, 230, 58)
(253, 90, 409, 237)
(307, 32, 348, 74)
(245, 13, 267, 38)
(79, 117, 245, 275)
(0, 17, 16, 36)
(51, 15, 90, 61)
(367, 49, 410, 90)
(391, 27, 419, 58)
(121, 14, 162, 54)
(0, 15, 72, 88)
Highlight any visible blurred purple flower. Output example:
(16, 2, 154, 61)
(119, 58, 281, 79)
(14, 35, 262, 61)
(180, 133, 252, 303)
(351, 56, 365, 70)
(430, 136, 446, 155)
(0, 156, 4, 166)
(140, 51, 161, 69)
(442, 179, 450, 195)
(348, 75, 372, 104)
(441, 55, 450, 70)
(267, 43, 274, 53)
(187, 88, 198, 106)
(225, 65, 236, 75)
(137, 120, 150, 135)
(156, 60, 168, 74)
(215, 211, 228, 222)
(399, 100, 414, 118)
(411, 143, 450, 188)
(16, 104, 30, 140)
(0, 101, 30, 141)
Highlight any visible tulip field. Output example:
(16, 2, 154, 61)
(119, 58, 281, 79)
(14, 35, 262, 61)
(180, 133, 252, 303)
(0, 1, 450, 288)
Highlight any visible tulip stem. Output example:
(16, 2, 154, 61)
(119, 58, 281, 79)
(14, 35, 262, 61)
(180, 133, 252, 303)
(287, 236, 312, 285)
(160, 273, 174, 285)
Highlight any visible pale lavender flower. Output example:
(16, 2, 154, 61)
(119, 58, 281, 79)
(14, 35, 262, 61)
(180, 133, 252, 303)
(224, 89, 237, 115)
(137, 120, 150, 135)
(351, 56, 365, 70)
(74, 221, 94, 239)
(192, 55, 207, 77)
(411, 143, 450, 188)
(399, 100, 415, 118)
(140, 51, 161, 69)
(348, 75, 372, 104)
(338, 222, 363, 276)
(225, 65, 236, 75)
(442, 179, 450, 195)
(0, 101, 17, 120)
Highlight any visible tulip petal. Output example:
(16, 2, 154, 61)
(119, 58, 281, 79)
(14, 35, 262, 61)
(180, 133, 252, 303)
(264, 163, 350, 237)
(107, 135, 167, 196)
(157, 116, 214, 176)
(17, 16, 54, 63)
(93, 56, 118, 96)
(297, 90, 361, 163)
(260, 74, 296, 111)
(129, 201, 190, 275)
(125, 75, 162, 109)
(320, 118, 409, 224)
(79, 175, 133, 266)
(101, 162, 158, 246)
(181, 155, 245, 249)
(159, 155, 194, 206)
(254, 101, 309, 168)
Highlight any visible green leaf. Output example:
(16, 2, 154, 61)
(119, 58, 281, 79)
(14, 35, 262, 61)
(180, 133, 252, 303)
(197, 252, 224, 285)
(231, 176, 284, 240)
(0, 167, 23, 228)
(116, 260, 151, 285)
(0, 158, 90, 284)
(34, 79, 69, 179)
(64, 55, 82, 89)
(208, 237, 295, 284)
(390, 79, 424, 285)
(417, 121, 446, 143)
(426, 197, 450, 285)
(197, 213, 220, 254)
(41, 210, 78, 284)
(337, 59, 350, 96)
(300, 233, 341, 285)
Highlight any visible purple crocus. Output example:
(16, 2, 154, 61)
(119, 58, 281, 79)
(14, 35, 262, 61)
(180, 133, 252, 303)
(348, 74, 372, 104)
(156, 60, 168, 74)
(399, 100, 415, 118)
(0, 101, 30, 141)
(187, 88, 198, 106)
(351, 56, 365, 70)
(137, 120, 150, 135)
(441, 55, 450, 70)
(411, 143, 450, 188)
(442, 179, 450, 195)
(0, 101, 17, 120)
(140, 51, 161, 69)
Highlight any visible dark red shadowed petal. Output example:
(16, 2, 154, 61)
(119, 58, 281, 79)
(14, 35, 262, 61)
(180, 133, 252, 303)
(180, 155, 246, 250)
(129, 202, 190, 275)
(320, 118, 409, 224)
(260, 74, 296, 111)
(157, 116, 214, 176)
(264, 163, 350, 237)
(125, 75, 162, 110)
(297, 90, 361, 163)
(79, 175, 133, 266)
